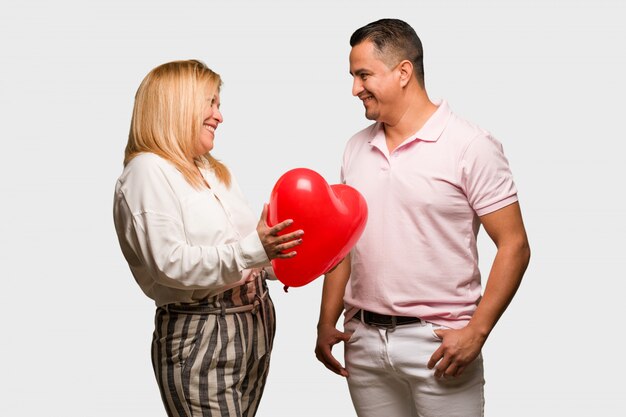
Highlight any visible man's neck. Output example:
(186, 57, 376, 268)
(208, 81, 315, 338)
(383, 91, 438, 153)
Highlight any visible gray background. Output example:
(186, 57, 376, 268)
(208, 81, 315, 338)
(1, 0, 624, 416)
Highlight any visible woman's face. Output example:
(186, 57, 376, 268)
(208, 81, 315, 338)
(196, 91, 223, 156)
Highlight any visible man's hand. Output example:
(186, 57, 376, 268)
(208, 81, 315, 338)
(427, 325, 487, 378)
(315, 323, 351, 377)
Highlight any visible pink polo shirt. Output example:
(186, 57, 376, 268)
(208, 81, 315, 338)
(342, 100, 518, 329)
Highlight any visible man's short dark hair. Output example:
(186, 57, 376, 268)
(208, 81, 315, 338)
(350, 18, 425, 87)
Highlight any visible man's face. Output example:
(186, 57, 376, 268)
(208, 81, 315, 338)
(349, 41, 400, 123)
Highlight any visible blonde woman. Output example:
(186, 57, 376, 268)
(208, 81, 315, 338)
(113, 60, 303, 417)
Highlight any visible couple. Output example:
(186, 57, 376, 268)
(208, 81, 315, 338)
(113, 18, 530, 417)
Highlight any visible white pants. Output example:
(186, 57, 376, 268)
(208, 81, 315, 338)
(344, 318, 485, 417)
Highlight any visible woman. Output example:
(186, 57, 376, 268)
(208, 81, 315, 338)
(113, 59, 303, 417)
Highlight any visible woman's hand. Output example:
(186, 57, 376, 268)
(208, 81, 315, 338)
(257, 204, 304, 260)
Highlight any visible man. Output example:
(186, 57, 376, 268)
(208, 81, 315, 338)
(315, 19, 530, 417)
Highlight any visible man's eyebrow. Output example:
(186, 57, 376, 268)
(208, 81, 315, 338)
(350, 68, 368, 76)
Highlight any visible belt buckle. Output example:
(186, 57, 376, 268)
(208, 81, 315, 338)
(364, 311, 397, 330)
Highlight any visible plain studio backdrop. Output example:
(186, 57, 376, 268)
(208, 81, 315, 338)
(1, 1, 624, 416)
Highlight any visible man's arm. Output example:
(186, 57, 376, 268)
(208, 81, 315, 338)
(428, 202, 531, 378)
(315, 254, 352, 377)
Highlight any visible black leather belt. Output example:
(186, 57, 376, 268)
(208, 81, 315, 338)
(356, 309, 421, 328)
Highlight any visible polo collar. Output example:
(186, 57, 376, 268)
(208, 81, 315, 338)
(368, 100, 452, 150)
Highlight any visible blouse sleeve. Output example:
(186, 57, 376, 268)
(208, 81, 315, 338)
(113, 156, 269, 291)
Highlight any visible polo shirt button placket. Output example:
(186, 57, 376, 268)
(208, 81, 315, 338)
(380, 154, 390, 172)
(388, 152, 399, 171)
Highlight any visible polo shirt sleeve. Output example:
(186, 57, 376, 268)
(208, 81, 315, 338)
(460, 133, 518, 217)
(115, 157, 269, 291)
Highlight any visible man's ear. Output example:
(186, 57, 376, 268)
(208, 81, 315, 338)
(398, 60, 413, 87)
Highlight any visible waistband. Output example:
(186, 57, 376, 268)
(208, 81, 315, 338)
(355, 309, 421, 329)
(163, 270, 268, 315)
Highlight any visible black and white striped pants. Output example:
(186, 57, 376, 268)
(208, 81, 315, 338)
(152, 274, 276, 417)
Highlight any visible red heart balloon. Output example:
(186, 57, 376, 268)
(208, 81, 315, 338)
(267, 168, 368, 288)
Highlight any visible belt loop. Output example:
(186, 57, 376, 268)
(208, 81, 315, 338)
(251, 295, 260, 315)
(390, 316, 397, 331)
(220, 303, 226, 317)
(360, 309, 364, 322)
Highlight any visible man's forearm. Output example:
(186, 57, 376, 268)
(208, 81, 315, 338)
(469, 238, 530, 338)
(317, 255, 351, 328)
(470, 202, 531, 338)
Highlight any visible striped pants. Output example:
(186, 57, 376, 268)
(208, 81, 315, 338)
(152, 274, 276, 417)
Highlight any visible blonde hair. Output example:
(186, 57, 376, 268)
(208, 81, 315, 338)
(125, 59, 231, 188)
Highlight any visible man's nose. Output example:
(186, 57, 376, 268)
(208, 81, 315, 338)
(352, 77, 363, 97)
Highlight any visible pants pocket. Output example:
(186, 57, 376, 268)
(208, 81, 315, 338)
(344, 318, 364, 344)
(428, 322, 445, 341)
(180, 315, 209, 372)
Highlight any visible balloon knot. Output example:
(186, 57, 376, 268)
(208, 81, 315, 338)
(283, 285, 289, 293)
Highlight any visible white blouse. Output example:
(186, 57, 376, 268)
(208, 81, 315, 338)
(113, 152, 271, 306)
